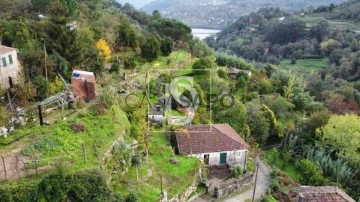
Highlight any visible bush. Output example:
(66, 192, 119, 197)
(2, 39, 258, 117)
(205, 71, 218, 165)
(232, 166, 243, 178)
(110, 61, 120, 73)
(126, 191, 139, 202)
(124, 58, 136, 69)
(298, 159, 328, 186)
(217, 68, 227, 79)
(15, 83, 37, 106)
(33, 76, 50, 100)
(160, 37, 173, 56)
(71, 123, 86, 132)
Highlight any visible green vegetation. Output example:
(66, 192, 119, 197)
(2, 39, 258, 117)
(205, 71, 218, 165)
(279, 58, 329, 74)
(111, 131, 200, 201)
(264, 149, 301, 182)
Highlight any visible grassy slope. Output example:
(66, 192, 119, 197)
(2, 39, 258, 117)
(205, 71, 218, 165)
(111, 132, 201, 201)
(111, 52, 201, 201)
(263, 149, 301, 182)
(279, 58, 329, 75)
(0, 105, 130, 170)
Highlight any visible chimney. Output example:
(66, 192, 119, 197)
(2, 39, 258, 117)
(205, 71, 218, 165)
(298, 194, 305, 202)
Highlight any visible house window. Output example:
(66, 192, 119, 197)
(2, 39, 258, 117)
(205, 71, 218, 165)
(8, 55, 13, 64)
(2, 57, 7, 67)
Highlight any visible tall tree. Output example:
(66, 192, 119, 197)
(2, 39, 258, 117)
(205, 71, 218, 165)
(160, 37, 173, 56)
(141, 35, 160, 62)
(45, 1, 82, 67)
(115, 20, 138, 49)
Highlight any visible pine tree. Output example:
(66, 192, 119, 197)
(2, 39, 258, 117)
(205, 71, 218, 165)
(141, 36, 160, 62)
(45, 0, 82, 67)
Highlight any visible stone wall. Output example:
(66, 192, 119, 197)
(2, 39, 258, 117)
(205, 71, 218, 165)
(214, 173, 254, 198)
(0, 154, 51, 182)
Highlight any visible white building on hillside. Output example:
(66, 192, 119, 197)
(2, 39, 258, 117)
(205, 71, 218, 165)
(0, 45, 21, 89)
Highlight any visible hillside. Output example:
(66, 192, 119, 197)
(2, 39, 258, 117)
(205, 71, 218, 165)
(1, 0, 360, 201)
(142, 0, 346, 29)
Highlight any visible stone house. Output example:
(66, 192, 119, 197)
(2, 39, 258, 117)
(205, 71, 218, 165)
(290, 186, 355, 202)
(0, 45, 21, 89)
(172, 124, 249, 169)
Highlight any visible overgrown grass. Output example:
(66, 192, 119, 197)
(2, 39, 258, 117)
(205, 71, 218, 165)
(111, 131, 201, 201)
(279, 58, 328, 75)
(264, 149, 301, 182)
(2, 105, 130, 171)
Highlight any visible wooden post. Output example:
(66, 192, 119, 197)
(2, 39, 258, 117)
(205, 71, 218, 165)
(44, 45, 48, 81)
(146, 146, 149, 168)
(2, 156, 8, 181)
(82, 144, 87, 164)
(160, 175, 163, 195)
(38, 105, 43, 126)
(7, 90, 13, 111)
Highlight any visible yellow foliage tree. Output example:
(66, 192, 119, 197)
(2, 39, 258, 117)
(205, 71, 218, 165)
(96, 39, 112, 62)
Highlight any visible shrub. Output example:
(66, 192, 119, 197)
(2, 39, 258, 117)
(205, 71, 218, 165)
(71, 123, 86, 132)
(126, 191, 139, 202)
(298, 159, 328, 186)
(33, 76, 50, 100)
(15, 83, 37, 106)
(232, 166, 243, 178)
(124, 58, 136, 69)
(217, 68, 227, 79)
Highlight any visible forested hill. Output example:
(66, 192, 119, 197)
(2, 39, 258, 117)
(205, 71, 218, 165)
(317, 0, 360, 20)
(142, 0, 346, 29)
(205, 0, 360, 115)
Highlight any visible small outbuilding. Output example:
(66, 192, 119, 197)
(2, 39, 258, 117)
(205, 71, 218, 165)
(71, 70, 96, 100)
(228, 67, 241, 80)
(172, 124, 249, 168)
(228, 67, 252, 80)
(148, 105, 163, 125)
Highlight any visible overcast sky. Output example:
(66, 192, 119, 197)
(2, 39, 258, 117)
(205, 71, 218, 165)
(116, 0, 154, 9)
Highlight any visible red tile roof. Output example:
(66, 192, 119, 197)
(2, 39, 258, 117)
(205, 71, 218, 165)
(174, 124, 249, 155)
(291, 186, 355, 202)
(0, 45, 17, 54)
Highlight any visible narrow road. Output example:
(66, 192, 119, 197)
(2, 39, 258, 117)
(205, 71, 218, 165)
(222, 158, 271, 202)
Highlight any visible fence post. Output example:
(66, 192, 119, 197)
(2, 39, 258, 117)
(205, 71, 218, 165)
(38, 105, 43, 126)
(1, 156, 8, 181)
(82, 143, 87, 164)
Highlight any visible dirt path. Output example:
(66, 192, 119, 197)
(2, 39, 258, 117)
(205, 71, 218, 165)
(222, 158, 271, 202)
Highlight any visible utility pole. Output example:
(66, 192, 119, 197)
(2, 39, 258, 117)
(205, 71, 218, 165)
(252, 162, 260, 202)
(44, 44, 48, 81)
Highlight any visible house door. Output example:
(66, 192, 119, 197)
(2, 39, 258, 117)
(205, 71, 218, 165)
(219, 153, 227, 165)
(204, 154, 209, 165)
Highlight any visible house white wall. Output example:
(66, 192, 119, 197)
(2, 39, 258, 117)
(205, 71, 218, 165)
(0, 49, 20, 89)
(148, 114, 163, 123)
(189, 150, 248, 169)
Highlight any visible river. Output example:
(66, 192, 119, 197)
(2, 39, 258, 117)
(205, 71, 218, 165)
(192, 28, 221, 40)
